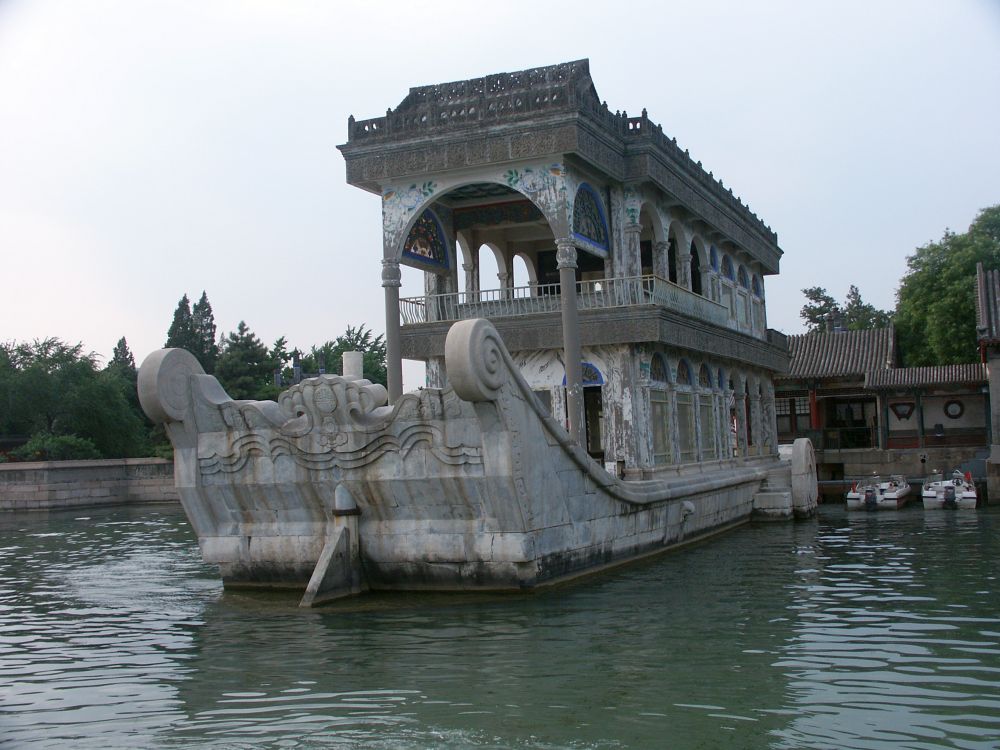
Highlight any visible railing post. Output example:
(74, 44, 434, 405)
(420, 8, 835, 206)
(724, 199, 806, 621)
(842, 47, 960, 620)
(557, 239, 585, 445)
(382, 258, 403, 404)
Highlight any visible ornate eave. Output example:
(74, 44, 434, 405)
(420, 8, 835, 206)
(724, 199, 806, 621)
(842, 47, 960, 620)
(339, 59, 781, 272)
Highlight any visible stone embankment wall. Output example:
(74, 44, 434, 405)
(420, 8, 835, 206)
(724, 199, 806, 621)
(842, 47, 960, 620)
(0, 459, 177, 511)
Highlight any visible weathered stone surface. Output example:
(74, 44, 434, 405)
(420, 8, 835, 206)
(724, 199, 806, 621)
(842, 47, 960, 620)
(139, 320, 806, 597)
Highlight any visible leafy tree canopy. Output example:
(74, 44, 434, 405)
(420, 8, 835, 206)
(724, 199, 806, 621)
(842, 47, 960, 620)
(895, 205, 1000, 366)
(214, 321, 279, 401)
(297, 325, 387, 387)
(0, 338, 149, 459)
(800, 285, 891, 333)
(165, 291, 219, 373)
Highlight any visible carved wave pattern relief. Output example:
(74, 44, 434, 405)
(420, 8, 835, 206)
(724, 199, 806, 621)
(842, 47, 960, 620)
(199, 424, 482, 476)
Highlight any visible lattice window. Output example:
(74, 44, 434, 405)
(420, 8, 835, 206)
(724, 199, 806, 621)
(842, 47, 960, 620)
(676, 360, 692, 386)
(651, 389, 672, 465)
(794, 397, 810, 415)
(774, 398, 792, 416)
(677, 392, 696, 462)
(650, 353, 669, 383)
(698, 364, 712, 389)
(700, 398, 716, 459)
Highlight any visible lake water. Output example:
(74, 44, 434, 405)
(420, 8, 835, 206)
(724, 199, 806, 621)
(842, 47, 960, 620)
(2, 503, 999, 749)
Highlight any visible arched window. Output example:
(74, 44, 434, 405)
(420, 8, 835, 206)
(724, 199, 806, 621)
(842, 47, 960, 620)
(738, 266, 750, 290)
(690, 242, 702, 296)
(710, 245, 719, 271)
(668, 237, 678, 284)
(650, 353, 669, 383)
(649, 353, 671, 465)
(721, 255, 734, 281)
(752, 274, 762, 297)
(676, 359, 696, 462)
(676, 359, 692, 386)
(697, 364, 716, 459)
(571, 184, 610, 253)
(403, 208, 450, 270)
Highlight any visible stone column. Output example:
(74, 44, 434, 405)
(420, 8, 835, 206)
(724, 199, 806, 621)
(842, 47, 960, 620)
(677, 248, 692, 290)
(749, 386, 763, 456)
(382, 258, 403, 404)
(693, 392, 704, 462)
(989, 356, 1000, 457)
(497, 270, 511, 300)
(622, 222, 642, 279)
(735, 391, 748, 458)
(653, 241, 670, 281)
(557, 239, 584, 445)
(463, 262, 476, 296)
(762, 380, 777, 455)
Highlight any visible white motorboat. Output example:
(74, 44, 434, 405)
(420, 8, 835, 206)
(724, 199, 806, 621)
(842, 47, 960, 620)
(846, 474, 911, 511)
(922, 470, 978, 510)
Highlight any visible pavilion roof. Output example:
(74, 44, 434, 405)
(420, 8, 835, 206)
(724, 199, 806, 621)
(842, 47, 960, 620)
(779, 328, 896, 380)
(864, 363, 987, 390)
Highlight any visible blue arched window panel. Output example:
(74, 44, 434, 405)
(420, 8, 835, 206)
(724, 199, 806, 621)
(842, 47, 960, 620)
(752, 275, 762, 297)
(698, 364, 712, 388)
(676, 359, 692, 386)
(737, 266, 750, 289)
(650, 353, 669, 383)
(562, 362, 605, 386)
(721, 255, 734, 281)
(710, 245, 719, 271)
(571, 183, 610, 254)
(403, 208, 449, 270)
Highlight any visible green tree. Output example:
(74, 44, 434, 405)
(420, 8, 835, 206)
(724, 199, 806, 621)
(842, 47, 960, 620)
(298, 325, 387, 387)
(191, 291, 219, 373)
(895, 204, 1000, 365)
(800, 285, 891, 333)
(843, 285, 892, 330)
(800, 286, 838, 332)
(165, 294, 198, 352)
(0, 338, 148, 459)
(214, 321, 279, 400)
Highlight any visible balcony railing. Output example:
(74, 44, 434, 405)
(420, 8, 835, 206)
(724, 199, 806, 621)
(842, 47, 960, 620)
(400, 275, 733, 328)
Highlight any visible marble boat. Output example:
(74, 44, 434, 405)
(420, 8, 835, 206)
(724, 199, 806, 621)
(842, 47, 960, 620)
(138, 61, 819, 605)
(139, 319, 818, 606)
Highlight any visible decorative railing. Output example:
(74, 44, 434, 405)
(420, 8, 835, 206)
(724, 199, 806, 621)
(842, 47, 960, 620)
(399, 275, 735, 330)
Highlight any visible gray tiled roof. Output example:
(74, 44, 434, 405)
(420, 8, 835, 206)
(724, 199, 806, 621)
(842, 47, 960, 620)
(865, 363, 987, 389)
(976, 262, 1000, 343)
(780, 328, 895, 380)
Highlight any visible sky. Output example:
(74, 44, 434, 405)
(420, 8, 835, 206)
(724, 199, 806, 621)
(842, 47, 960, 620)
(1, 0, 998, 390)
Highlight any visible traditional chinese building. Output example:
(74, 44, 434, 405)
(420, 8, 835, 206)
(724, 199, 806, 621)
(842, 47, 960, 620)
(338, 59, 787, 479)
(775, 325, 989, 492)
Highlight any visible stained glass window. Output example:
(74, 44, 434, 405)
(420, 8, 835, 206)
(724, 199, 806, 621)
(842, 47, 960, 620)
(572, 184, 609, 252)
(676, 359, 692, 386)
(698, 364, 712, 389)
(650, 353, 669, 383)
(721, 255, 734, 280)
(403, 209, 449, 269)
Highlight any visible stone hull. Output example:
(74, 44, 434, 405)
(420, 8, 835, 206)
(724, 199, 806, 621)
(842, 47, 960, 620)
(139, 320, 802, 603)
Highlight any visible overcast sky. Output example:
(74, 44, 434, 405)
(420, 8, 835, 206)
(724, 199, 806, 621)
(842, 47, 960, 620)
(2, 0, 998, 389)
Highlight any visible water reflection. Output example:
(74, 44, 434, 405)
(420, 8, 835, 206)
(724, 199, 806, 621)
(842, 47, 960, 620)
(2, 505, 999, 748)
